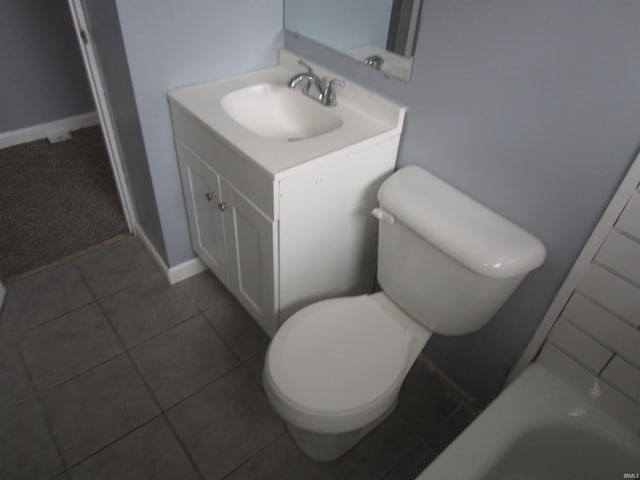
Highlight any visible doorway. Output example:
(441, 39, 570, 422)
(0, 0, 134, 279)
(0, 126, 128, 278)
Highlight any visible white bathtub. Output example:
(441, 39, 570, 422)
(417, 346, 640, 479)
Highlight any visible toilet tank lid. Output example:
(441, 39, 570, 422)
(377, 166, 546, 279)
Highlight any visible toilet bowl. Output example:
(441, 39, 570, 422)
(264, 165, 546, 461)
(264, 292, 430, 461)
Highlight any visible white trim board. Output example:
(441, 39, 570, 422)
(510, 148, 640, 382)
(0, 112, 99, 149)
(168, 256, 208, 285)
(134, 224, 206, 285)
(67, 0, 136, 233)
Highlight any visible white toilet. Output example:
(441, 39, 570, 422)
(263, 165, 546, 462)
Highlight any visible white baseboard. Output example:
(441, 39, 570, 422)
(0, 111, 99, 149)
(168, 257, 208, 284)
(134, 224, 206, 285)
(134, 224, 169, 278)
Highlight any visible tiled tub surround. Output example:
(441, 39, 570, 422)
(0, 236, 480, 480)
(544, 185, 640, 405)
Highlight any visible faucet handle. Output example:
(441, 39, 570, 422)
(327, 78, 345, 88)
(297, 59, 314, 73)
(323, 78, 345, 106)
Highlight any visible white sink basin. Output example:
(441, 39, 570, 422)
(221, 83, 342, 141)
(167, 50, 406, 176)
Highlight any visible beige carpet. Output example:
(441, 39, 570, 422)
(0, 126, 128, 279)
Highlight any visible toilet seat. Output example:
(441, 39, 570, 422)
(265, 295, 413, 434)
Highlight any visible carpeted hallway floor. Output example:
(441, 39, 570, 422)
(0, 126, 128, 279)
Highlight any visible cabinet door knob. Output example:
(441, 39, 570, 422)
(218, 202, 230, 212)
(206, 192, 216, 201)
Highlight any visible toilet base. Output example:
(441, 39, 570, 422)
(287, 396, 399, 462)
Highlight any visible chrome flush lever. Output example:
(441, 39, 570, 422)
(371, 208, 395, 224)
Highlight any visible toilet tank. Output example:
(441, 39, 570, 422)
(374, 166, 546, 336)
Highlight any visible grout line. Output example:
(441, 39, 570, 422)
(160, 402, 222, 479)
(9, 300, 96, 343)
(92, 298, 207, 480)
(612, 226, 640, 249)
(76, 263, 140, 303)
(545, 338, 637, 391)
(9, 297, 95, 341)
(14, 341, 70, 474)
(76, 261, 102, 303)
(4, 233, 132, 284)
(199, 298, 272, 368)
(3, 241, 257, 480)
(599, 353, 616, 375)
(574, 281, 640, 330)
(560, 316, 640, 371)
(160, 364, 246, 412)
(61, 413, 164, 472)
(75, 276, 247, 408)
(90, 289, 277, 479)
(219, 430, 289, 480)
(77, 265, 199, 350)
(75, 260, 224, 351)
(73, 235, 168, 302)
(244, 348, 268, 378)
(200, 311, 244, 366)
(119, 310, 204, 351)
(555, 317, 617, 360)
(195, 296, 239, 320)
(8, 264, 97, 340)
(593, 258, 640, 293)
(31, 350, 127, 394)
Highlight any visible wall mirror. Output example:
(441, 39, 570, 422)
(284, 0, 422, 82)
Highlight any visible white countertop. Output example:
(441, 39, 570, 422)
(168, 50, 406, 178)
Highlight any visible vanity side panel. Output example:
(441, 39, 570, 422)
(169, 102, 277, 220)
(278, 137, 399, 321)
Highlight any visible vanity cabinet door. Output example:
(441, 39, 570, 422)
(220, 178, 277, 336)
(176, 140, 229, 285)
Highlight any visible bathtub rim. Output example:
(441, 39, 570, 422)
(416, 345, 640, 480)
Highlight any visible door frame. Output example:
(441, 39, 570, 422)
(67, 0, 136, 232)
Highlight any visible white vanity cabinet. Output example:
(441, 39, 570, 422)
(172, 115, 400, 338)
(175, 138, 278, 334)
(168, 51, 406, 337)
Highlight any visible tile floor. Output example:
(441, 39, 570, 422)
(0, 236, 481, 480)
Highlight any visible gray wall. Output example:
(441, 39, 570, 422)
(81, 0, 167, 261)
(0, 0, 95, 132)
(285, 0, 640, 401)
(114, 0, 283, 267)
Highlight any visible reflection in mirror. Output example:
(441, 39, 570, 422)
(284, 0, 422, 82)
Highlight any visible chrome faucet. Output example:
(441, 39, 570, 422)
(287, 60, 344, 107)
(287, 60, 324, 97)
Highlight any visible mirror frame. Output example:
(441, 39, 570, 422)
(284, 0, 422, 82)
